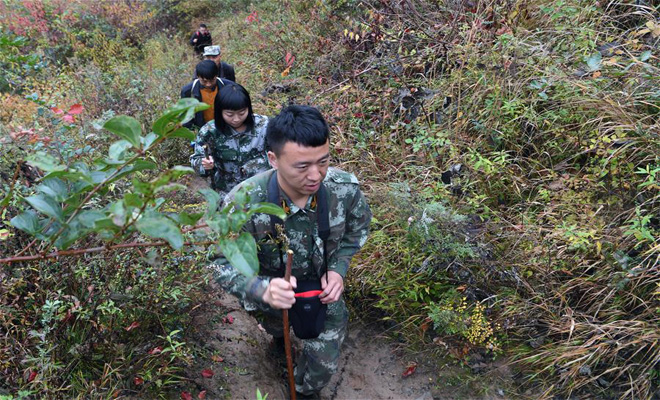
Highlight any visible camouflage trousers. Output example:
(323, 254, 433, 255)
(258, 298, 348, 395)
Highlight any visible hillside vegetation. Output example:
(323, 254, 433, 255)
(1, 0, 658, 399)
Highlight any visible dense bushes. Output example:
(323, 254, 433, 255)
(215, 0, 659, 397)
(1, 0, 658, 398)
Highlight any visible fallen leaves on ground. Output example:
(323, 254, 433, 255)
(402, 362, 417, 378)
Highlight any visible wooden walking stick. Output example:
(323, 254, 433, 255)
(283, 249, 296, 400)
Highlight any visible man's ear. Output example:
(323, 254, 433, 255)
(267, 151, 278, 169)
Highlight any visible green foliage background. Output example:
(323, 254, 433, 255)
(1, 0, 659, 399)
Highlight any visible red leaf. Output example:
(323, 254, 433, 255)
(198, 390, 207, 399)
(125, 321, 140, 331)
(51, 107, 64, 114)
(201, 369, 214, 378)
(402, 362, 417, 378)
(285, 52, 295, 67)
(27, 370, 37, 382)
(222, 314, 234, 324)
(62, 114, 75, 123)
(68, 103, 84, 114)
(181, 391, 193, 400)
(134, 376, 144, 385)
(148, 346, 163, 355)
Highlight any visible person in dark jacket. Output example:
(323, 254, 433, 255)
(180, 60, 231, 129)
(190, 23, 212, 55)
(202, 45, 236, 82)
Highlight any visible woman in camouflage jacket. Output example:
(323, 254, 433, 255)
(190, 83, 270, 195)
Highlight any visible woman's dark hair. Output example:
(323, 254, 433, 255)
(213, 83, 255, 135)
(266, 105, 329, 155)
(196, 60, 218, 80)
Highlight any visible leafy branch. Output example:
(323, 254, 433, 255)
(2, 98, 286, 277)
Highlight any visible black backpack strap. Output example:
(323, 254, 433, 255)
(316, 184, 330, 284)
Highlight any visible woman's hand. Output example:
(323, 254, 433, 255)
(202, 156, 214, 170)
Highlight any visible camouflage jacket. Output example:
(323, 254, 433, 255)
(190, 114, 269, 194)
(210, 168, 372, 310)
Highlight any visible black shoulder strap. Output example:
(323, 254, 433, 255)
(317, 184, 330, 241)
(267, 172, 330, 282)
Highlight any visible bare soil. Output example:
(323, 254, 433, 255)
(176, 175, 515, 400)
(184, 289, 514, 400)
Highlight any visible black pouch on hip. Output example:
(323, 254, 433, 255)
(289, 280, 327, 339)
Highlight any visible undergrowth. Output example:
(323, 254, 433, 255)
(1, 0, 658, 399)
(216, 0, 659, 398)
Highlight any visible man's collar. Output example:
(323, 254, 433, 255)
(278, 189, 317, 215)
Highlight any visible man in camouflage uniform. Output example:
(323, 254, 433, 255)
(210, 105, 371, 399)
(189, 114, 269, 196)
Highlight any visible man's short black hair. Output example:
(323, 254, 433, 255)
(266, 105, 329, 155)
(195, 60, 218, 80)
(199, 23, 208, 28)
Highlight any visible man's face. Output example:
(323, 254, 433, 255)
(205, 54, 222, 67)
(268, 140, 330, 200)
(199, 27, 208, 35)
(199, 76, 217, 90)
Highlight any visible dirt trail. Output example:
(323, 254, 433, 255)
(186, 289, 511, 400)
(178, 176, 511, 399)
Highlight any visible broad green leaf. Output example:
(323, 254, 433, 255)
(200, 188, 221, 214)
(248, 203, 287, 220)
(104, 116, 142, 148)
(108, 140, 133, 160)
(169, 127, 195, 140)
(586, 52, 602, 72)
(109, 160, 157, 183)
(94, 217, 120, 231)
(124, 193, 144, 208)
(77, 210, 107, 228)
(54, 222, 86, 250)
(91, 171, 107, 184)
(639, 50, 652, 62)
(219, 232, 258, 277)
(27, 151, 67, 173)
(152, 98, 207, 135)
(136, 213, 184, 250)
(110, 201, 127, 226)
(131, 178, 151, 195)
(152, 166, 194, 189)
(37, 178, 68, 202)
(25, 194, 63, 221)
(177, 212, 204, 226)
(0, 186, 13, 207)
(141, 132, 159, 149)
(230, 211, 249, 231)
(155, 183, 187, 193)
(49, 162, 93, 185)
(207, 214, 230, 236)
(10, 210, 40, 234)
(171, 97, 206, 112)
